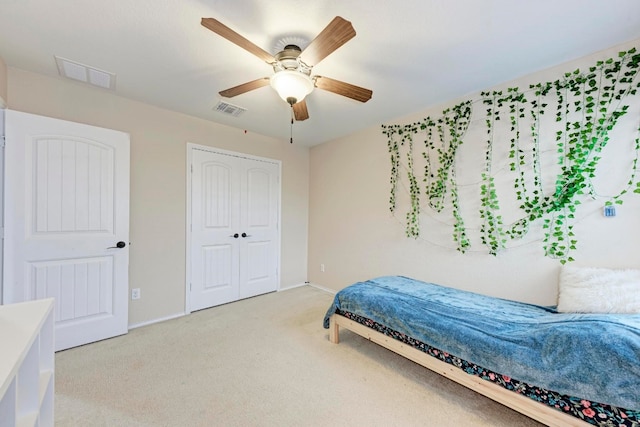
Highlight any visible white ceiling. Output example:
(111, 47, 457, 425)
(2, 0, 640, 147)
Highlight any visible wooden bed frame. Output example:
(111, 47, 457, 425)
(329, 313, 588, 427)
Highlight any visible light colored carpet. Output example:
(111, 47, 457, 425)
(55, 286, 543, 426)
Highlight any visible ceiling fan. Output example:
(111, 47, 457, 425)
(201, 16, 373, 121)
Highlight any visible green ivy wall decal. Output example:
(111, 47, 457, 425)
(382, 47, 640, 263)
(383, 101, 472, 243)
(480, 90, 507, 254)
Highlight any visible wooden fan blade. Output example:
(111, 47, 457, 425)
(315, 76, 372, 103)
(201, 18, 275, 63)
(292, 100, 309, 121)
(300, 16, 356, 66)
(219, 78, 270, 98)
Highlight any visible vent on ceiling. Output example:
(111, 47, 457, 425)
(214, 101, 247, 117)
(55, 56, 116, 90)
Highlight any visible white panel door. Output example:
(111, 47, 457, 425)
(238, 163, 279, 299)
(190, 148, 279, 311)
(191, 151, 240, 308)
(3, 110, 130, 351)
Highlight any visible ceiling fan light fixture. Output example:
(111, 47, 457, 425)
(270, 70, 314, 105)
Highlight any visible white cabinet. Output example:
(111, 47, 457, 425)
(0, 298, 54, 427)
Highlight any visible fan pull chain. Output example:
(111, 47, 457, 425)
(290, 106, 294, 144)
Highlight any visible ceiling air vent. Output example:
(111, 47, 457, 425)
(214, 101, 247, 117)
(55, 56, 116, 90)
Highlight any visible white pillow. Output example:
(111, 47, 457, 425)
(557, 266, 640, 314)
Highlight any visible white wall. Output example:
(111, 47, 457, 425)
(6, 68, 309, 325)
(308, 38, 640, 305)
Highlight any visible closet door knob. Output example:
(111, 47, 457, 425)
(241, 232, 251, 238)
(230, 233, 239, 238)
(107, 241, 126, 249)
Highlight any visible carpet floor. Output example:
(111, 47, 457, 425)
(55, 286, 543, 426)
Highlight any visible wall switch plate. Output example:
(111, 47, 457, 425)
(131, 288, 141, 300)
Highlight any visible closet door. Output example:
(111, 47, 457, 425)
(237, 159, 280, 299)
(189, 148, 279, 311)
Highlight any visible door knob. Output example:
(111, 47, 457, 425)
(107, 241, 126, 249)
(230, 233, 239, 238)
(241, 232, 251, 238)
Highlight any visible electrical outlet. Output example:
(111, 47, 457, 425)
(320, 264, 325, 273)
(131, 288, 141, 300)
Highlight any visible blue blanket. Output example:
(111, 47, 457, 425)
(323, 276, 640, 410)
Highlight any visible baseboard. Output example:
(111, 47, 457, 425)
(128, 311, 186, 330)
(278, 282, 308, 291)
(307, 282, 337, 294)
(129, 283, 334, 329)
(279, 282, 336, 294)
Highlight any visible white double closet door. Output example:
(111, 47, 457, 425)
(189, 147, 280, 311)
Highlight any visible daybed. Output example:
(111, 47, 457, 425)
(323, 275, 640, 426)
